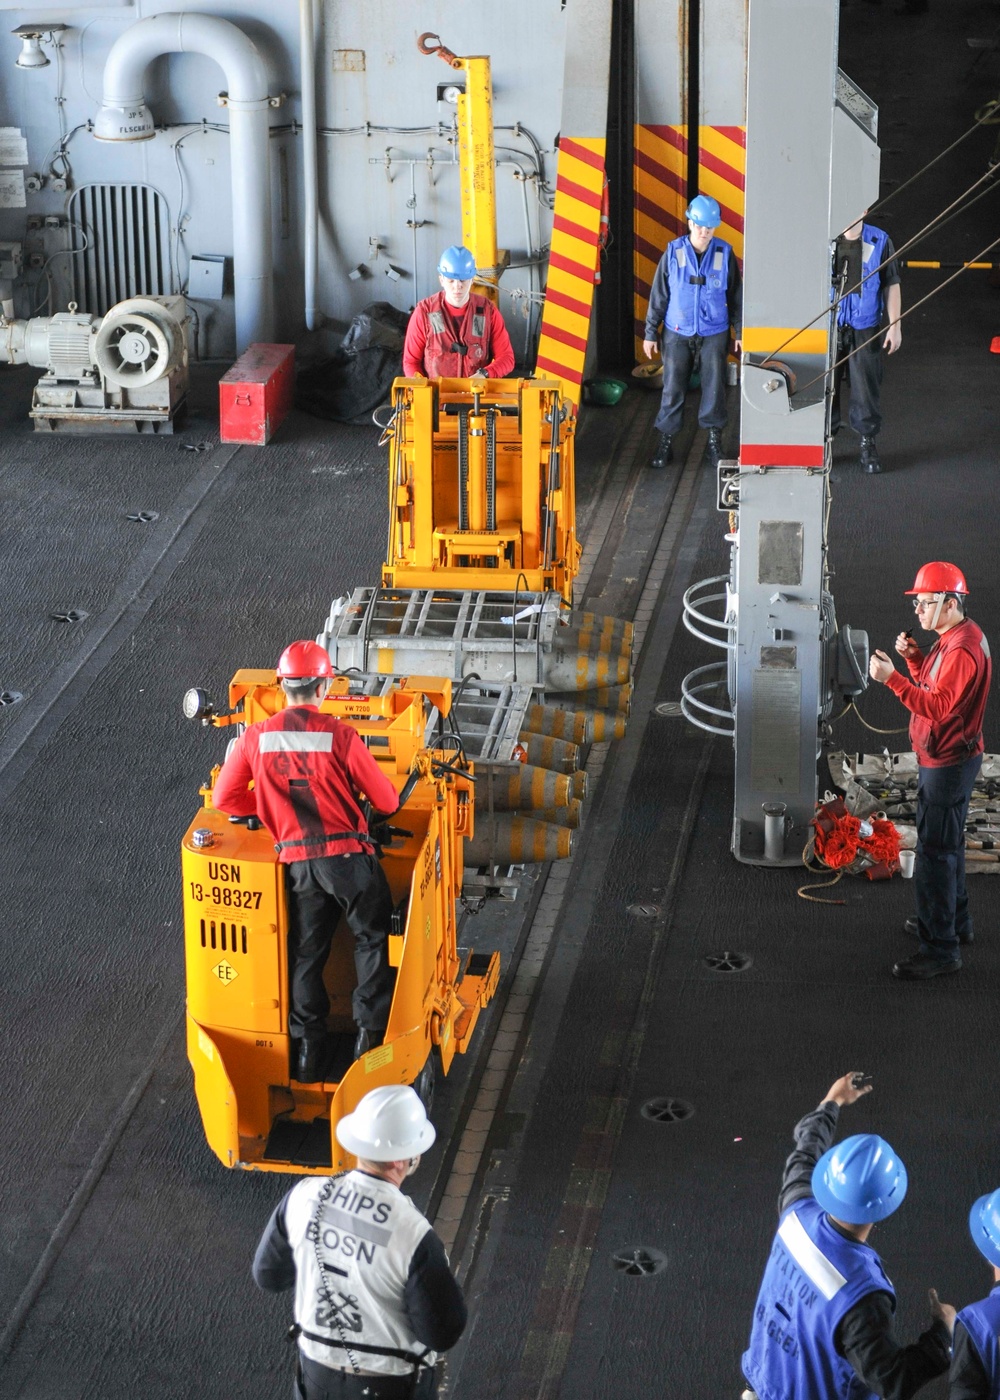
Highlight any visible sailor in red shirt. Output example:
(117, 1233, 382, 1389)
(212, 641, 400, 1082)
(869, 563, 992, 980)
(402, 244, 515, 380)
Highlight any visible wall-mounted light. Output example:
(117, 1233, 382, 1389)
(12, 24, 68, 71)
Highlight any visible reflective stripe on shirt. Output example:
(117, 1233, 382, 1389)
(259, 732, 335, 753)
(777, 1210, 848, 1301)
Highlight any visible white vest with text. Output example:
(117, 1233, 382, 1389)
(285, 1169, 435, 1377)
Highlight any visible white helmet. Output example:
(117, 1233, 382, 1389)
(336, 1085, 437, 1160)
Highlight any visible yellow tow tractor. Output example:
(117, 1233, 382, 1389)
(181, 671, 498, 1174)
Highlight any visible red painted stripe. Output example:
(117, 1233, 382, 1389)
(553, 212, 598, 247)
(634, 232, 664, 267)
(545, 286, 592, 320)
(633, 274, 651, 300)
(555, 173, 603, 211)
(713, 125, 746, 148)
(536, 353, 583, 384)
(740, 444, 825, 467)
(634, 147, 685, 195)
(630, 200, 686, 243)
(558, 138, 605, 173)
(549, 248, 597, 283)
(698, 145, 746, 194)
(634, 192, 686, 235)
(722, 207, 745, 235)
(539, 320, 588, 354)
(646, 126, 688, 155)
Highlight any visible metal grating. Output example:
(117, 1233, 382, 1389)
(69, 183, 172, 314)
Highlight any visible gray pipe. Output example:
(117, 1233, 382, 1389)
(762, 802, 787, 861)
(93, 12, 275, 352)
(299, 0, 319, 331)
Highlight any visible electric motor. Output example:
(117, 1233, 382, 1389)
(3, 309, 99, 375)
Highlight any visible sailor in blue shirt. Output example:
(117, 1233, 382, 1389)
(831, 213, 902, 474)
(949, 1188, 1000, 1399)
(642, 193, 742, 470)
(741, 1072, 953, 1400)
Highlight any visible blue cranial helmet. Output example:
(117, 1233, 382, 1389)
(437, 245, 477, 279)
(969, 1189, 1000, 1268)
(811, 1134, 908, 1225)
(685, 194, 722, 228)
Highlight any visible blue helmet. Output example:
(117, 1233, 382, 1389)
(969, 1190, 1000, 1267)
(437, 245, 476, 279)
(686, 194, 721, 228)
(811, 1134, 908, 1224)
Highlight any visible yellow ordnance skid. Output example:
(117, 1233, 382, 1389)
(382, 376, 580, 602)
(181, 671, 498, 1174)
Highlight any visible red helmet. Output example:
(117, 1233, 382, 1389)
(276, 640, 334, 680)
(904, 562, 968, 596)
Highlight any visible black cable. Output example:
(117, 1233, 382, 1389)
(867, 100, 1000, 219)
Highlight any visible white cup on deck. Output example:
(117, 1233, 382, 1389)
(899, 849, 915, 879)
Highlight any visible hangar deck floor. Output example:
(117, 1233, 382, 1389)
(1, 3, 999, 1397)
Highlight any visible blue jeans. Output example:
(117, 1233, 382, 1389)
(654, 328, 729, 437)
(913, 753, 980, 962)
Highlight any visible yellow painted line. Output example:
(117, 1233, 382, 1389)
(550, 228, 601, 267)
(553, 191, 603, 233)
(634, 166, 680, 209)
(544, 301, 590, 336)
(558, 153, 605, 192)
(635, 211, 671, 247)
(698, 125, 747, 169)
(377, 648, 395, 674)
(741, 326, 828, 354)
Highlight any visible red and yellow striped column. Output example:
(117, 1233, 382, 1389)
(536, 136, 607, 405)
(633, 125, 746, 355)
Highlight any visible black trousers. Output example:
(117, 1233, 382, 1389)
(654, 328, 729, 436)
(296, 1353, 436, 1400)
(831, 325, 884, 437)
(913, 753, 981, 962)
(285, 853, 394, 1039)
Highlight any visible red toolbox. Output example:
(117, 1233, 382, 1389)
(219, 343, 295, 445)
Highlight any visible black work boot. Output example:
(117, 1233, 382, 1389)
(706, 428, 724, 465)
(296, 1036, 326, 1083)
(860, 436, 881, 473)
(649, 432, 673, 469)
(353, 1026, 385, 1062)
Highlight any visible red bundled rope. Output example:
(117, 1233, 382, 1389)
(799, 797, 903, 902)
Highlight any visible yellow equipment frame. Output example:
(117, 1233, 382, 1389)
(181, 671, 499, 1174)
(382, 376, 580, 602)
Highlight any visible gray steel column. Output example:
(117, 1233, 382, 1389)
(728, 0, 877, 862)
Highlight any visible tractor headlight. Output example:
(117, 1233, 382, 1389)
(182, 687, 213, 721)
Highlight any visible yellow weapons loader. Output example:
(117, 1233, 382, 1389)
(181, 671, 498, 1174)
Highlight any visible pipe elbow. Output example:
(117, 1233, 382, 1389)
(94, 12, 269, 142)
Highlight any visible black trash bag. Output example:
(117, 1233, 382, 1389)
(296, 302, 411, 424)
